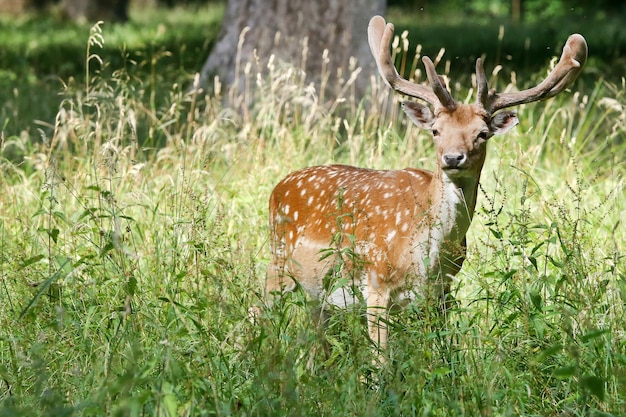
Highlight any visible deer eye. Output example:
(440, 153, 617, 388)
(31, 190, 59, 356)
(431, 129, 440, 137)
(476, 131, 489, 142)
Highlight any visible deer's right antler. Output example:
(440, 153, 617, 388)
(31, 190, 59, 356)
(367, 15, 456, 110)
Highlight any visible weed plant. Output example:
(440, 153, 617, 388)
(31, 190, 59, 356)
(0, 17, 624, 417)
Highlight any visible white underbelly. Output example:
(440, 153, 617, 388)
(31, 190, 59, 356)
(299, 273, 369, 308)
(322, 284, 368, 307)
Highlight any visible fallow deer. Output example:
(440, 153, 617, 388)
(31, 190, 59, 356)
(264, 15, 587, 350)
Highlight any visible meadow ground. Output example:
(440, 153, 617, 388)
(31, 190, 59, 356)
(0, 5, 625, 416)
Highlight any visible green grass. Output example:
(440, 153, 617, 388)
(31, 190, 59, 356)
(1, 6, 625, 417)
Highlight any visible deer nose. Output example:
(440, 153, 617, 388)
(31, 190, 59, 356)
(443, 153, 466, 168)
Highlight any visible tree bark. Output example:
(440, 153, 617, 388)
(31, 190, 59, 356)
(60, 0, 129, 22)
(511, 0, 523, 23)
(199, 0, 387, 98)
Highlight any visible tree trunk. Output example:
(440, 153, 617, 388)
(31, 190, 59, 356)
(199, 0, 387, 98)
(60, 0, 129, 22)
(511, 0, 523, 23)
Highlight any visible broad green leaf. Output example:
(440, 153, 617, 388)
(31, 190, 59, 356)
(580, 375, 605, 401)
(553, 365, 576, 379)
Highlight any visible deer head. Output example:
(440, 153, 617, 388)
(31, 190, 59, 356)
(368, 15, 587, 185)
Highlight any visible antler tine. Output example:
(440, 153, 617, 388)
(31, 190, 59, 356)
(367, 15, 439, 107)
(422, 56, 457, 109)
(475, 58, 489, 107)
(486, 34, 588, 113)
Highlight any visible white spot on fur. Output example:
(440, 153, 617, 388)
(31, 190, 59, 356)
(369, 270, 379, 288)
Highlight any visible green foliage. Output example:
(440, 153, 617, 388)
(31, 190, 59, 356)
(389, 0, 626, 21)
(386, 5, 626, 87)
(1, 6, 625, 417)
(0, 4, 223, 140)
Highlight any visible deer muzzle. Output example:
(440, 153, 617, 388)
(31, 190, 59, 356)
(442, 153, 467, 169)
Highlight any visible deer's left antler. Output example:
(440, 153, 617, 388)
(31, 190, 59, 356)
(478, 34, 588, 113)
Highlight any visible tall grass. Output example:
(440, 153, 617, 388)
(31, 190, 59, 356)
(0, 18, 624, 417)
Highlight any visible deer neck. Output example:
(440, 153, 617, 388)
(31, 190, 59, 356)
(428, 168, 480, 241)
(408, 168, 480, 282)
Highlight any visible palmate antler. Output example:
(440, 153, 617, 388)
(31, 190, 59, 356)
(367, 15, 588, 114)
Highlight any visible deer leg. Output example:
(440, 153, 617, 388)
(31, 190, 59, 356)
(249, 258, 296, 323)
(437, 239, 466, 314)
(264, 240, 300, 294)
(366, 286, 390, 351)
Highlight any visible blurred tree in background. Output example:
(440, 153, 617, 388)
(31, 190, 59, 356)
(198, 0, 385, 95)
(58, 0, 129, 22)
(0, 0, 131, 21)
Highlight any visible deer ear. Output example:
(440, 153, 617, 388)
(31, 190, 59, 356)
(402, 100, 435, 129)
(490, 110, 519, 135)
